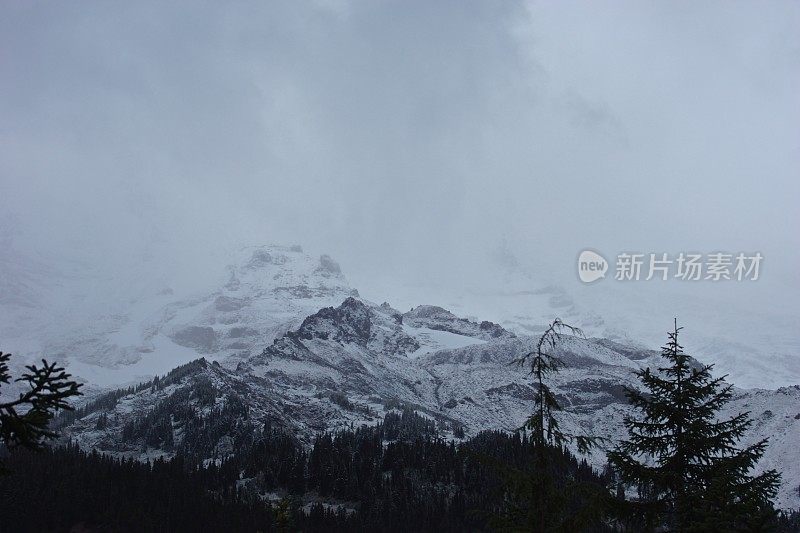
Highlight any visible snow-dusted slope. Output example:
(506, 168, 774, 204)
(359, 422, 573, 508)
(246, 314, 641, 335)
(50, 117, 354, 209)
(1, 245, 358, 389)
(356, 259, 800, 389)
(58, 296, 800, 509)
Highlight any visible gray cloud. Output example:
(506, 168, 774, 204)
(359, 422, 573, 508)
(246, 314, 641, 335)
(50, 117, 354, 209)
(1, 0, 798, 310)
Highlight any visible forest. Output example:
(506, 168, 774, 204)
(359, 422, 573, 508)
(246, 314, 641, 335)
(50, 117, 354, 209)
(0, 414, 624, 532)
(1, 408, 798, 532)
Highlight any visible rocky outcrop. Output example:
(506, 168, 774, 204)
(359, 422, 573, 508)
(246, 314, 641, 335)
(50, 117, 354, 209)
(295, 297, 372, 346)
(403, 305, 515, 341)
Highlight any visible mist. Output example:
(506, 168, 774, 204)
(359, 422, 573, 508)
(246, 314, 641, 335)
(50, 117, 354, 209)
(2, 1, 799, 329)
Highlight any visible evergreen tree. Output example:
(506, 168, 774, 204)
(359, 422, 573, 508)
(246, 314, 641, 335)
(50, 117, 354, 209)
(518, 318, 595, 454)
(607, 320, 781, 531)
(0, 350, 82, 472)
(506, 318, 599, 532)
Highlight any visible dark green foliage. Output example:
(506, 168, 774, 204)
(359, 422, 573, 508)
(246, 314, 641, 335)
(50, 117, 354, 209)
(51, 358, 208, 430)
(0, 350, 82, 471)
(103, 365, 260, 461)
(0, 443, 279, 532)
(512, 319, 601, 532)
(776, 509, 800, 532)
(516, 319, 596, 454)
(608, 321, 782, 531)
(383, 406, 437, 441)
(0, 412, 612, 532)
(95, 412, 109, 430)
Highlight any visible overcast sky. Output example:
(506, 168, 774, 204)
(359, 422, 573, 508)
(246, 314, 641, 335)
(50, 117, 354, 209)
(1, 1, 798, 308)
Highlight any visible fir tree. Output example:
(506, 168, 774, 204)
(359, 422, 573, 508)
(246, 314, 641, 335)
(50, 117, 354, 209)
(505, 318, 599, 532)
(518, 318, 595, 454)
(607, 320, 781, 531)
(0, 350, 82, 473)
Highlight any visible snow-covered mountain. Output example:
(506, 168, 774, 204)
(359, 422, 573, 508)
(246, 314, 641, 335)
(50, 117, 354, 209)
(57, 296, 800, 509)
(1, 245, 358, 389)
(3, 244, 798, 508)
(3, 243, 797, 390)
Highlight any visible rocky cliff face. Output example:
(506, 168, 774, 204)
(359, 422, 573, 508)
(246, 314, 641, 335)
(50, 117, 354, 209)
(403, 305, 514, 341)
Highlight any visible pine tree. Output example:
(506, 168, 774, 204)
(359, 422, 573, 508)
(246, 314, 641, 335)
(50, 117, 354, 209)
(519, 318, 595, 454)
(607, 320, 780, 531)
(0, 350, 82, 473)
(505, 318, 599, 532)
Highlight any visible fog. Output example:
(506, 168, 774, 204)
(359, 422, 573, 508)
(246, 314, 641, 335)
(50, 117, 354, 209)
(2, 1, 799, 328)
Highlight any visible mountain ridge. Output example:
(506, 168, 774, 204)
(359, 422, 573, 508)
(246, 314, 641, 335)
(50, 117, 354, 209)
(57, 295, 800, 509)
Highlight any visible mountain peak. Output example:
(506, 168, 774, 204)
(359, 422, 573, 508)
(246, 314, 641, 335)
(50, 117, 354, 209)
(294, 297, 372, 346)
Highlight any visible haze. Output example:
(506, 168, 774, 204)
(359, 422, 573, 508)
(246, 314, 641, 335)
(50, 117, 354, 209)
(1, 1, 798, 383)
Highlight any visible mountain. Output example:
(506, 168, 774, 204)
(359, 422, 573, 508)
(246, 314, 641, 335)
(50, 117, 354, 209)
(57, 296, 800, 509)
(366, 257, 800, 390)
(1, 245, 358, 389)
(3, 244, 797, 508)
(4, 243, 797, 390)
